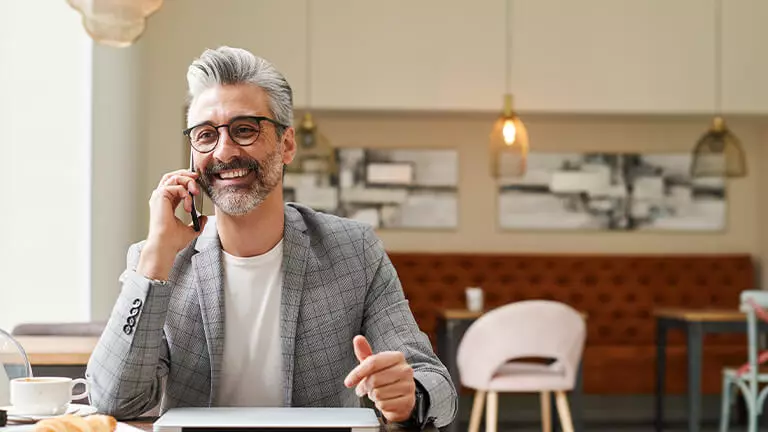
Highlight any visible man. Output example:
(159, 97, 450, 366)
(86, 46, 457, 428)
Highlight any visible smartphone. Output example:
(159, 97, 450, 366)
(189, 152, 201, 232)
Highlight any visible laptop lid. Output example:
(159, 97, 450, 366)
(153, 407, 381, 432)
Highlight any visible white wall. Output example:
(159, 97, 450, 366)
(0, 2, 12, 283)
(0, 2, 92, 331)
(90, 43, 145, 321)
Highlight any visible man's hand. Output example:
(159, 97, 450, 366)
(344, 335, 416, 423)
(137, 169, 208, 281)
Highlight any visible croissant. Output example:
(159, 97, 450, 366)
(34, 414, 117, 432)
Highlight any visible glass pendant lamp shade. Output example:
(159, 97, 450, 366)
(490, 94, 529, 178)
(67, 0, 163, 47)
(490, 0, 528, 178)
(691, 116, 747, 178)
(288, 112, 338, 176)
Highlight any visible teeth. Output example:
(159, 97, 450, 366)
(219, 169, 249, 179)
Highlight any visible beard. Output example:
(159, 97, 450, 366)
(197, 148, 283, 216)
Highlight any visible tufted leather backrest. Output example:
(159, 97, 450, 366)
(388, 253, 754, 348)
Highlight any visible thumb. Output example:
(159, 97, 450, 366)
(185, 215, 208, 244)
(353, 335, 373, 363)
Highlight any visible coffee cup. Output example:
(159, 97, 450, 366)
(466, 287, 484, 312)
(9, 377, 89, 415)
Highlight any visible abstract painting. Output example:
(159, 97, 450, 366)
(285, 148, 458, 229)
(497, 152, 726, 231)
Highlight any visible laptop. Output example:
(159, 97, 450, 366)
(152, 407, 381, 432)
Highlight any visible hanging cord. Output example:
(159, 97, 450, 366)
(305, 0, 313, 109)
(505, 0, 512, 95)
(714, 0, 722, 116)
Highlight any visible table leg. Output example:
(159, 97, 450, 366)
(654, 319, 667, 432)
(572, 361, 584, 432)
(437, 318, 461, 432)
(687, 323, 703, 432)
(446, 320, 462, 394)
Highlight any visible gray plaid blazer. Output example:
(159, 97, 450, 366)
(86, 203, 457, 426)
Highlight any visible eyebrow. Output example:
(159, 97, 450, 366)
(186, 114, 264, 130)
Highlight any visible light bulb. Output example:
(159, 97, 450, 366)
(489, 94, 529, 178)
(502, 118, 517, 145)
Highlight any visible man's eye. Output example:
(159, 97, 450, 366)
(235, 126, 257, 135)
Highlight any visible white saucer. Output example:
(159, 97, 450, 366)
(0, 403, 97, 420)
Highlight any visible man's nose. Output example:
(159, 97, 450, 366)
(212, 127, 242, 161)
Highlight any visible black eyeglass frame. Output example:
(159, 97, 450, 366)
(183, 115, 289, 153)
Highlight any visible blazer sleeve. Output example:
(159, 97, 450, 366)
(85, 242, 172, 419)
(360, 226, 458, 428)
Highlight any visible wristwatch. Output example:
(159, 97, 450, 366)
(400, 379, 435, 430)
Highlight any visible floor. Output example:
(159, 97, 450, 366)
(453, 392, 757, 431)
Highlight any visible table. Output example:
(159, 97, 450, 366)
(13, 337, 99, 366)
(654, 308, 768, 432)
(125, 417, 441, 432)
(435, 309, 585, 432)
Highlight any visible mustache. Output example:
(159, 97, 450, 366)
(201, 157, 260, 176)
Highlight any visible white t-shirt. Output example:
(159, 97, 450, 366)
(216, 239, 284, 407)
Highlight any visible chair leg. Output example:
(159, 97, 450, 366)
(555, 391, 574, 432)
(485, 391, 498, 432)
(734, 383, 758, 432)
(741, 388, 758, 432)
(540, 391, 552, 432)
(468, 390, 486, 432)
(748, 401, 757, 432)
(719, 375, 731, 432)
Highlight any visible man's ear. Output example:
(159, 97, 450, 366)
(281, 127, 297, 165)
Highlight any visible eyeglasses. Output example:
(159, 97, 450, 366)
(183, 115, 288, 153)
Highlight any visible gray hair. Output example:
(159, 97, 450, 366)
(186, 46, 293, 135)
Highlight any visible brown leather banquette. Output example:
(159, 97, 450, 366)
(388, 252, 754, 394)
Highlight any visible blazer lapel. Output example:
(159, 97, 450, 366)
(280, 205, 309, 406)
(191, 217, 225, 406)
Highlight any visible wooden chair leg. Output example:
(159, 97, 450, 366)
(555, 391, 574, 432)
(468, 390, 486, 432)
(485, 391, 498, 432)
(540, 391, 552, 432)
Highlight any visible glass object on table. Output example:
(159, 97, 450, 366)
(0, 328, 32, 406)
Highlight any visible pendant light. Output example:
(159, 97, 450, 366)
(288, 0, 338, 177)
(67, 0, 162, 47)
(690, 0, 746, 178)
(489, 0, 529, 179)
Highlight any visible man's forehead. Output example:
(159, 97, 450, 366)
(187, 84, 270, 125)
